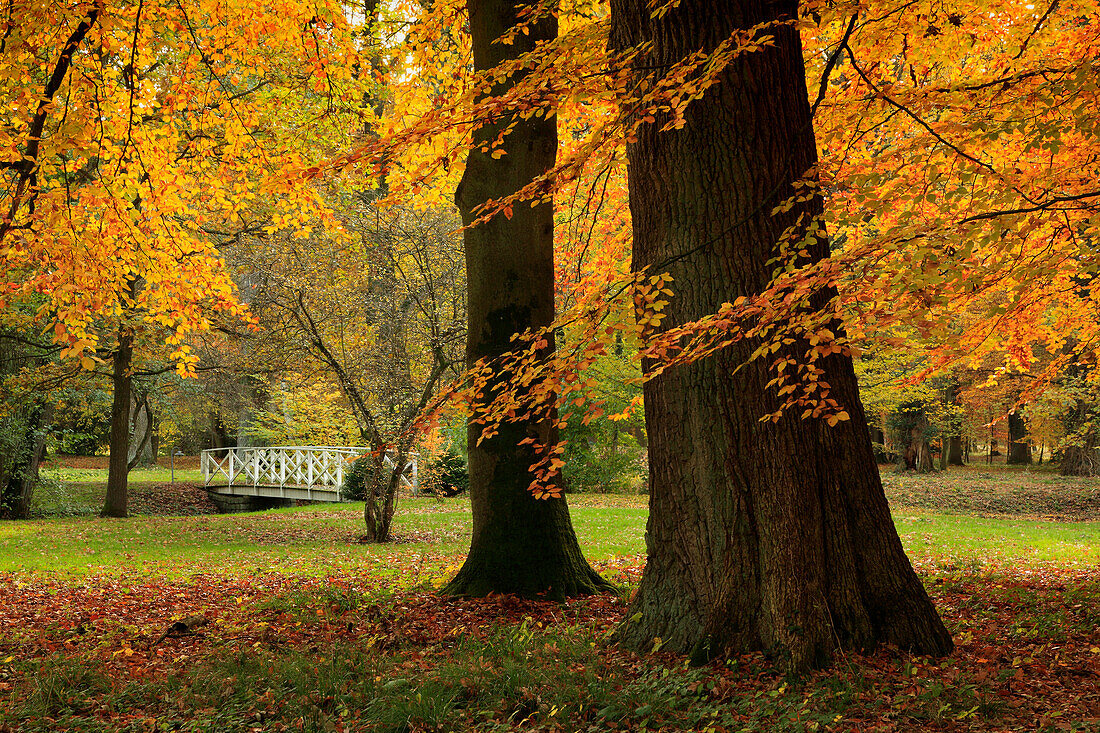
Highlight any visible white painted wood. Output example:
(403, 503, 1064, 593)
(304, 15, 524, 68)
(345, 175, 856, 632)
(200, 446, 419, 503)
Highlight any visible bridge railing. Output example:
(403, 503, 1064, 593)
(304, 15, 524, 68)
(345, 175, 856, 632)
(200, 446, 418, 499)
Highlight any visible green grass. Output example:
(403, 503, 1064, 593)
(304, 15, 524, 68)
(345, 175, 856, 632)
(39, 465, 205, 485)
(1, 494, 1096, 577)
(895, 512, 1100, 566)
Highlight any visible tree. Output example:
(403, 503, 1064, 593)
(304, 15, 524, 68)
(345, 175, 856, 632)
(1, 1, 367, 516)
(441, 0, 609, 599)
(608, 0, 952, 671)
(225, 200, 465, 541)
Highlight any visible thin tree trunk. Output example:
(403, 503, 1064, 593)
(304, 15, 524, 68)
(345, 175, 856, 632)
(608, 0, 951, 671)
(128, 393, 154, 470)
(442, 0, 608, 599)
(103, 330, 133, 518)
(1007, 411, 1031, 465)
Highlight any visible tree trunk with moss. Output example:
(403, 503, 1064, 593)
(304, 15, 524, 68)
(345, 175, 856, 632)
(608, 0, 952, 672)
(442, 0, 608, 599)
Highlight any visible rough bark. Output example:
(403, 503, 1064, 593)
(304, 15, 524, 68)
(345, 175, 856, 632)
(442, 0, 608, 599)
(103, 330, 133, 518)
(609, 0, 952, 671)
(1007, 411, 1032, 465)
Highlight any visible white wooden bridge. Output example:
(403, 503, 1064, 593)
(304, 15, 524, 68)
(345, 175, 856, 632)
(200, 446, 418, 503)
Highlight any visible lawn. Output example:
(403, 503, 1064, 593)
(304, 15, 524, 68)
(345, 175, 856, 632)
(1, 464, 1098, 732)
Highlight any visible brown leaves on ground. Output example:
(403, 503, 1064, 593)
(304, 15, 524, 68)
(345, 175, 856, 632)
(0, 560, 1097, 731)
(883, 467, 1100, 520)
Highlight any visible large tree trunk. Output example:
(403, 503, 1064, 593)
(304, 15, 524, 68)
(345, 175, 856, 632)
(1061, 395, 1098, 476)
(103, 330, 133, 518)
(1007, 411, 1031, 465)
(442, 0, 608, 599)
(903, 422, 935, 473)
(609, 0, 952, 671)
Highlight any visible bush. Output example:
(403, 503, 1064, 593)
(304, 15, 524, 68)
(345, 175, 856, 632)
(562, 421, 645, 493)
(430, 448, 468, 497)
(56, 431, 104, 456)
(341, 456, 370, 502)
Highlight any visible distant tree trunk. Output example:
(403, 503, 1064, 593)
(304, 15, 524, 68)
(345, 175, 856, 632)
(1060, 397, 1098, 476)
(904, 424, 934, 473)
(442, 0, 608, 599)
(149, 408, 161, 464)
(1007, 411, 1032, 465)
(0, 401, 50, 519)
(946, 434, 964, 466)
(128, 393, 155, 469)
(870, 426, 890, 463)
(1061, 440, 1098, 475)
(103, 330, 133, 518)
(608, 0, 951, 671)
(1037, 441, 1044, 465)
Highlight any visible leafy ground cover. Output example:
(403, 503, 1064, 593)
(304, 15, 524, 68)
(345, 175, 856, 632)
(882, 465, 1100, 520)
(1, 464, 1098, 731)
(1, 564, 1097, 732)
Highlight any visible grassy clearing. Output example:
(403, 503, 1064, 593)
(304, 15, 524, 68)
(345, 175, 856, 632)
(882, 464, 1100, 519)
(39, 465, 206, 485)
(1, 494, 1097, 576)
(0, 497, 650, 576)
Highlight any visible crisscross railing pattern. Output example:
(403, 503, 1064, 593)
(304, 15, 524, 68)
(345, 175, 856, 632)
(200, 446, 418, 501)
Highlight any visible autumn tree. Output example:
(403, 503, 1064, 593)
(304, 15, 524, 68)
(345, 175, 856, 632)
(440, 0, 609, 598)
(607, 0, 952, 671)
(224, 199, 466, 540)
(0, 1, 367, 515)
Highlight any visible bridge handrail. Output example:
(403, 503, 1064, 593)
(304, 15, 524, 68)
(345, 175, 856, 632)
(200, 445, 419, 497)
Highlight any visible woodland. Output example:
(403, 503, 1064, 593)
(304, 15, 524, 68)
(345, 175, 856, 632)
(1, 0, 1100, 730)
